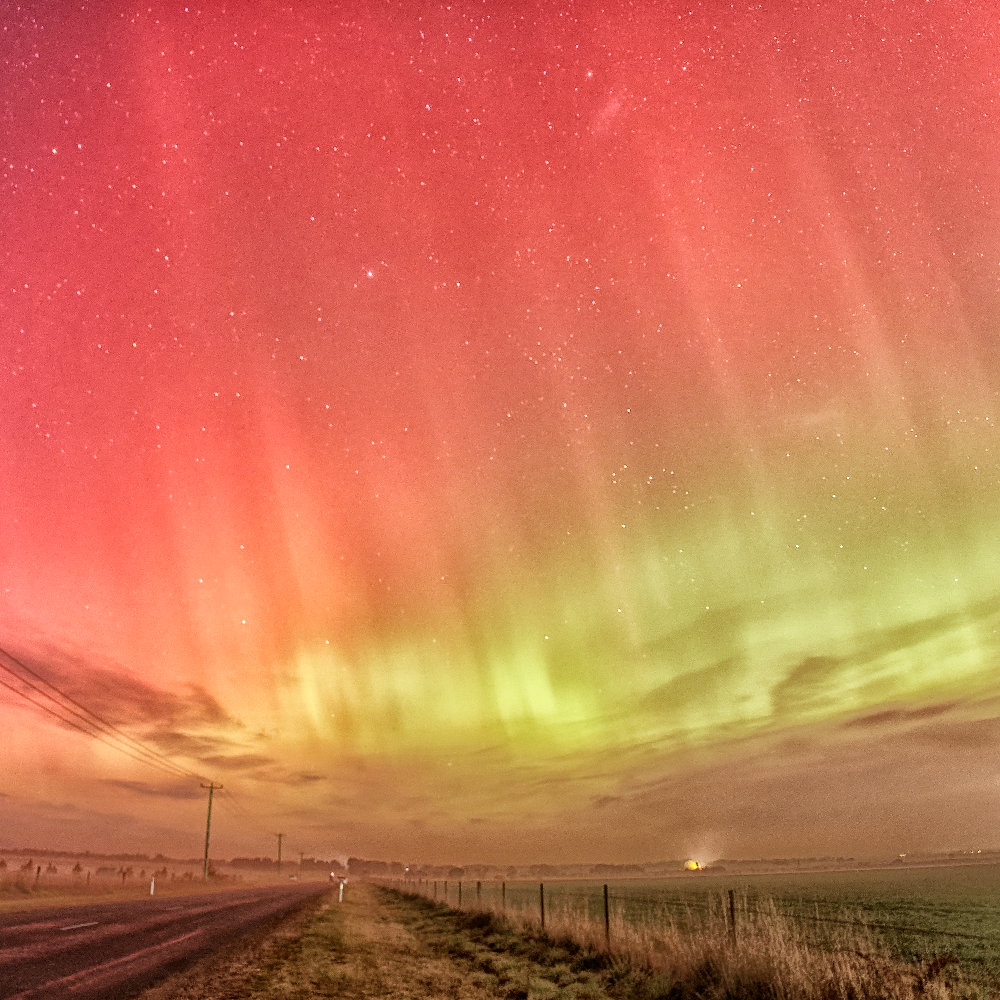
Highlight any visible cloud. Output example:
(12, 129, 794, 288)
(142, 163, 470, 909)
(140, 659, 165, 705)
(182, 684, 233, 727)
(843, 702, 959, 729)
(198, 752, 275, 772)
(103, 779, 203, 800)
(141, 727, 228, 758)
(635, 591, 1000, 733)
(772, 655, 844, 715)
(773, 597, 1000, 723)
(903, 713, 1000, 751)
(640, 653, 756, 722)
(0, 637, 287, 780)
(592, 795, 621, 809)
(589, 691, 1000, 861)
(2, 639, 237, 732)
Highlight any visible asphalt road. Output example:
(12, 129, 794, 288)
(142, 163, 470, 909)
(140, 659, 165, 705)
(0, 881, 329, 999)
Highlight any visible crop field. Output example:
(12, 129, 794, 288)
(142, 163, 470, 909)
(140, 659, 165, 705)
(0, 852, 298, 911)
(413, 865, 1000, 992)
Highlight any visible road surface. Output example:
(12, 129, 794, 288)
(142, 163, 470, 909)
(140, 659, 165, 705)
(0, 881, 328, 999)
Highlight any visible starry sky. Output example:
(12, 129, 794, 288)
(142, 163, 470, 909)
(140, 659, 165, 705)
(2, 2, 1000, 866)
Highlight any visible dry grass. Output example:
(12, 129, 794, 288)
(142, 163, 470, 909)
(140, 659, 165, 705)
(0, 869, 290, 912)
(138, 881, 610, 999)
(135, 881, 996, 1000)
(447, 887, 993, 1000)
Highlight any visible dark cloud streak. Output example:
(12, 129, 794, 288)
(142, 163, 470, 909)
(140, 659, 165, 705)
(103, 779, 203, 800)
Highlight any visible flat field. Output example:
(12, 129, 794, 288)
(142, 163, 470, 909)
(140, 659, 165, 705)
(0, 852, 301, 912)
(424, 864, 1000, 989)
(139, 881, 993, 1000)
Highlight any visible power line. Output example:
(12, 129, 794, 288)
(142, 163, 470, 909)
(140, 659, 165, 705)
(0, 674, 195, 781)
(0, 644, 312, 861)
(214, 786, 262, 825)
(0, 645, 201, 780)
(0, 669, 195, 781)
(0, 643, 208, 783)
(213, 788, 331, 868)
(214, 785, 294, 851)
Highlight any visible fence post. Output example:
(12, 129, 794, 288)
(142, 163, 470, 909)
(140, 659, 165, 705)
(458, 880, 463, 907)
(433, 880, 437, 899)
(727, 889, 737, 945)
(603, 883, 610, 948)
(477, 880, 481, 905)
(444, 880, 448, 903)
(540, 882, 545, 930)
(502, 880, 506, 910)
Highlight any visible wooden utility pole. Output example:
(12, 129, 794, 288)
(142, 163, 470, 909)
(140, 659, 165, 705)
(201, 783, 222, 879)
(275, 832, 284, 873)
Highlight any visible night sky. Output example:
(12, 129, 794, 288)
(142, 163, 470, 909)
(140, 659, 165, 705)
(3, 2, 1000, 865)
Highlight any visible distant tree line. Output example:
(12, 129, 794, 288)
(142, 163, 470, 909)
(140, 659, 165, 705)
(230, 856, 347, 873)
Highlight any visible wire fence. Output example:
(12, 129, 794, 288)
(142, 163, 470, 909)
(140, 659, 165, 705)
(390, 876, 1000, 988)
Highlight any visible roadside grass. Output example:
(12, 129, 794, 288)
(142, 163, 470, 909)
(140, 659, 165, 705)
(138, 880, 611, 1000)
(435, 887, 994, 1000)
(137, 881, 995, 1000)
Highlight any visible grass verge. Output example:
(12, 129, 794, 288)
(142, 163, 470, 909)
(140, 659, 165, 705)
(137, 882, 996, 1000)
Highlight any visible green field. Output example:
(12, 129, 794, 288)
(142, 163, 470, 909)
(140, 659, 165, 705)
(421, 865, 1000, 990)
